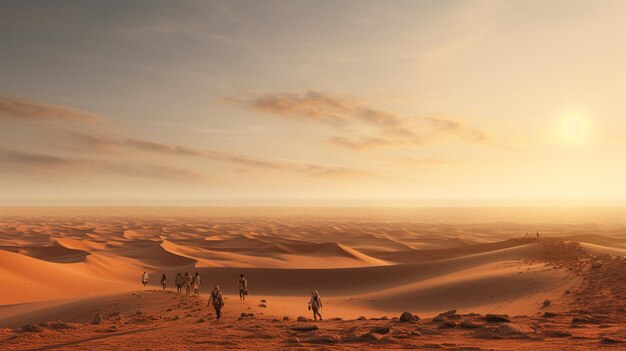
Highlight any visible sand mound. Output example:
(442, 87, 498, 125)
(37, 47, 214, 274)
(0, 240, 90, 263)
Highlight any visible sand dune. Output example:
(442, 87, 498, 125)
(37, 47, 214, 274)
(1, 207, 626, 350)
(1, 207, 625, 317)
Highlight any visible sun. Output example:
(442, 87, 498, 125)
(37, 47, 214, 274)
(561, 114, 587, 144)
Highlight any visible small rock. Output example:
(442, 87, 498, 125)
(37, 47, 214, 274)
(307, 335, 341, 344)
(438, 320, 457, 329)
(545, 330, 571, 338)
(438, 310, 457, 318)
(260, 299, 267, 303)
(196, 318, 206, 323)
(543, 312, 558, 318)
(357, 332, 386, 342)
(258, 304, 267, 308)
(297, 316, 308, 322)
(542, 300, 551, 308)
(283, 316, 290, 321)
(291, 325, 319, 331)
(92, 313, 105, 325)
(601, 337, 624, 344)
(399, 312, 418, 322)
(357, 316, 367, 320)
(484, 314, 511, 323)
(241, 313, 247, 318)
(460, 321, 482, 329)
(21, 324, 42, 333)
(48, 321, 79, 330)
(370, 325, 392, 334)
(173, 315, 180, 320)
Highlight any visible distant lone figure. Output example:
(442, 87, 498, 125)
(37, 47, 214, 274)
(238, 274, 248, 301)
(141, 272, 149, 287)
(193, 273, 201, 295)
(160, 273, 167, 290)
(536, 230, 541, 240)
(175, 272, 184, 293)
(308, 290, 323, 321)
(207, 285, 225, 320)
(184, 272, 192, 294)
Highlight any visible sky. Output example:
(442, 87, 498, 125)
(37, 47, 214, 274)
(1, 0, 626, 206)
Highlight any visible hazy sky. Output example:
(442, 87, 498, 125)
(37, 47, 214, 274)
(2, 0, 626, 205)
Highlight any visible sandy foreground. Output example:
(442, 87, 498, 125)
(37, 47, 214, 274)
(0, 207, 625, 350)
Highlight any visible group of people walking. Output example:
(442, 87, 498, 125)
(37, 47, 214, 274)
(141, 272, 322, 321)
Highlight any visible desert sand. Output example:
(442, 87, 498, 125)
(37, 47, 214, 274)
(1, 207, 625, 350)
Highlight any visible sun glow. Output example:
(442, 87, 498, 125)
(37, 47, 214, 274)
(562, 114, 587, 144)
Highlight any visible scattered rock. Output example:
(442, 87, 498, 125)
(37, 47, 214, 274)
(370, 325, 392, 334)
(437, 320, 458, 329)
(438, 310, 457, 318)
(542, 300, 551, 308)
(543, 312, 558, 318)
(21, 324, 42, 333)
(48, 321, 79, 330)
(473, 324, 532, 339)
(260, 299, 267, 303)
(173, 315, 180, 321)
(571, 316, 601, 324)
(283, 316, 290, 321)
(166, 308, 173, 312)
(545, 330, 571, 338)
(484, 314, 511, 323)
(357, 332, 386, 342)
(258, 304, 267, 308)
(601, 337, 624, 344)
(591, 262, 603, 269)
(297, 316, 308, 322)
(246, 313, 255, 317)
(291, 325, 319, 331)
(196, 318, 205, 323)
(307, 334, 341, 344)
(399, 312, 418, 322)
(241, 313, 247, 318)
(92, 313, 105, 325)
(460, 321, 483, 329)
(357, 316, 367, 320)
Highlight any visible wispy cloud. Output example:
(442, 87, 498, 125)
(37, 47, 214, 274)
(228, 90, 512, 151)
(68, 133, 374, 179)
(0, 148, 207, 182)
(0, 97, 103, 122)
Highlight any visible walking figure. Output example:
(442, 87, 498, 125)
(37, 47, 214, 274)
(308, 290, 323, 321)
(175, 272, 184, 293)
(207, 285, 225, 320)
(160, 273, 167, 290)
(192, 273, 201, 295)
(184, 272, 192, 294)
(238, 274, 248, 301)
(141, 272, 149, 287)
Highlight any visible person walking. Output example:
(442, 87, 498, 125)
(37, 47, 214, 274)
(141, 272, 149, 287)
(160, 273, 167, 290)
(175, 272, 184, 293)
(184, 272, 192, 294)
(192, 273, 201, 295)
(308, 290, 323, 321)
(238, 274, 248, 301)
(207, 285, 225, 320)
